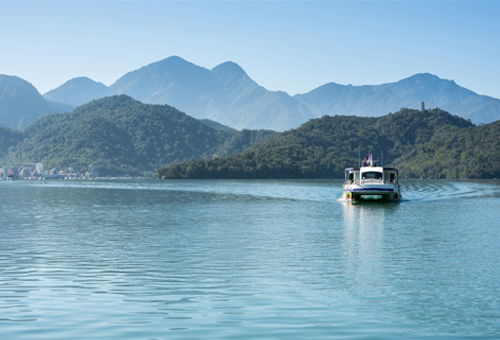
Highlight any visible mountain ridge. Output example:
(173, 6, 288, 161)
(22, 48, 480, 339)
(9, 56, 500, 131)
(295, 72, 500, 123)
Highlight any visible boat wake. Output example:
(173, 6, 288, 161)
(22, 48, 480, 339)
(1, 179, 498, 204)
(400, 180, 500, 202)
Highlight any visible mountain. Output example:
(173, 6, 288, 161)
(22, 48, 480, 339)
(7, 95, 276, 176)
(109, 56, 313, 131)
(208, 61, 313, 130)
(0, 74, 71, 130)
(110, 56, 218, 114)
(44, 77, 111, 107)
(44, 57, 500, 130)
(295, 73, 500, 124)
(45, 57, 312, 130)
(158, 108, 499, 180)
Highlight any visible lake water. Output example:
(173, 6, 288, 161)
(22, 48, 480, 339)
(0, 179, 499, 339)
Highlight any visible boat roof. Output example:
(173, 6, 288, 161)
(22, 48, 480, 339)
(345, 167, 398, 172)
(361, 166, 384, 172)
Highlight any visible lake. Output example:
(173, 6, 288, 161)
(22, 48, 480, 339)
(0, 179, 499, 339)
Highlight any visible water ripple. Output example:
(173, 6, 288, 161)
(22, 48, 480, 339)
(0, 179, 499, 339)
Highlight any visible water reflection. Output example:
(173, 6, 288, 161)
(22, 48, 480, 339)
(341, 203, 400, 298)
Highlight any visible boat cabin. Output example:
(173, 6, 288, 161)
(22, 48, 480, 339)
(344, 167, 399, 185)
(344, 167, 359, 184)
(383, 168, 399, 184)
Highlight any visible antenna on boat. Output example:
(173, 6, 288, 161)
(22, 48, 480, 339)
(358, 146, 361, 168)
(381, 150, 383, 166)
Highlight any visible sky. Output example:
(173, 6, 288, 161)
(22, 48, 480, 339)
(1, 0, 499, 97)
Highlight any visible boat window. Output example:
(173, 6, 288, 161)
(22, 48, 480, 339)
(362, 172, 383, 180)
(389, 173, 395, 182)
(348, 173, 354, 182)
(354, 172, 360, 181)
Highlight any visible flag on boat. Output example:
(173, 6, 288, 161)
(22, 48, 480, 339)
(361, 152, 373, 166)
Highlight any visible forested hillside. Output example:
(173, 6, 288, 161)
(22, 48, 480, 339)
(0, 126, 24, 160)
(158, 108, 499, 179)
(6, 96, 276, 175)
(393, 121, 500, 178)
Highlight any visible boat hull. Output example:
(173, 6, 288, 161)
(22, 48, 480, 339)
(342, 187, 401, 202)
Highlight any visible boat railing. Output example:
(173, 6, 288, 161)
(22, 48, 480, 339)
(344, 179, 398, 186)
(361, 178, 384, 184)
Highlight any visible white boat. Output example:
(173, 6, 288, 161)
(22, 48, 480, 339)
(342, 152, 401, 202)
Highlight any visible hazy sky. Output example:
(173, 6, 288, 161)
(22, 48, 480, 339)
(1, 0, 499, 97)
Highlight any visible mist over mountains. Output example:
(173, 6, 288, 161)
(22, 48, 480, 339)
(1, 56, 500, 131)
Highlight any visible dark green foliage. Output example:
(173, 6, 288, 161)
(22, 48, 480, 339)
(159, 108, 499, 179)
(0, 126, 24, 160)
(3, 97, 497, 179)
(7, 95, 275, 176)
(393, 121, 500, 179)
(215, 129, 278, 156)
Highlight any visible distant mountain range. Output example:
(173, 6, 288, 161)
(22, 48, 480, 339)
(45, 57, 313, 131)
(42, 56, 500, 130)
(4, 96, 276, 175)
(295, 73, 500, 124)
(0, 75, 71, 129)
(1, 56, 500, 131)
